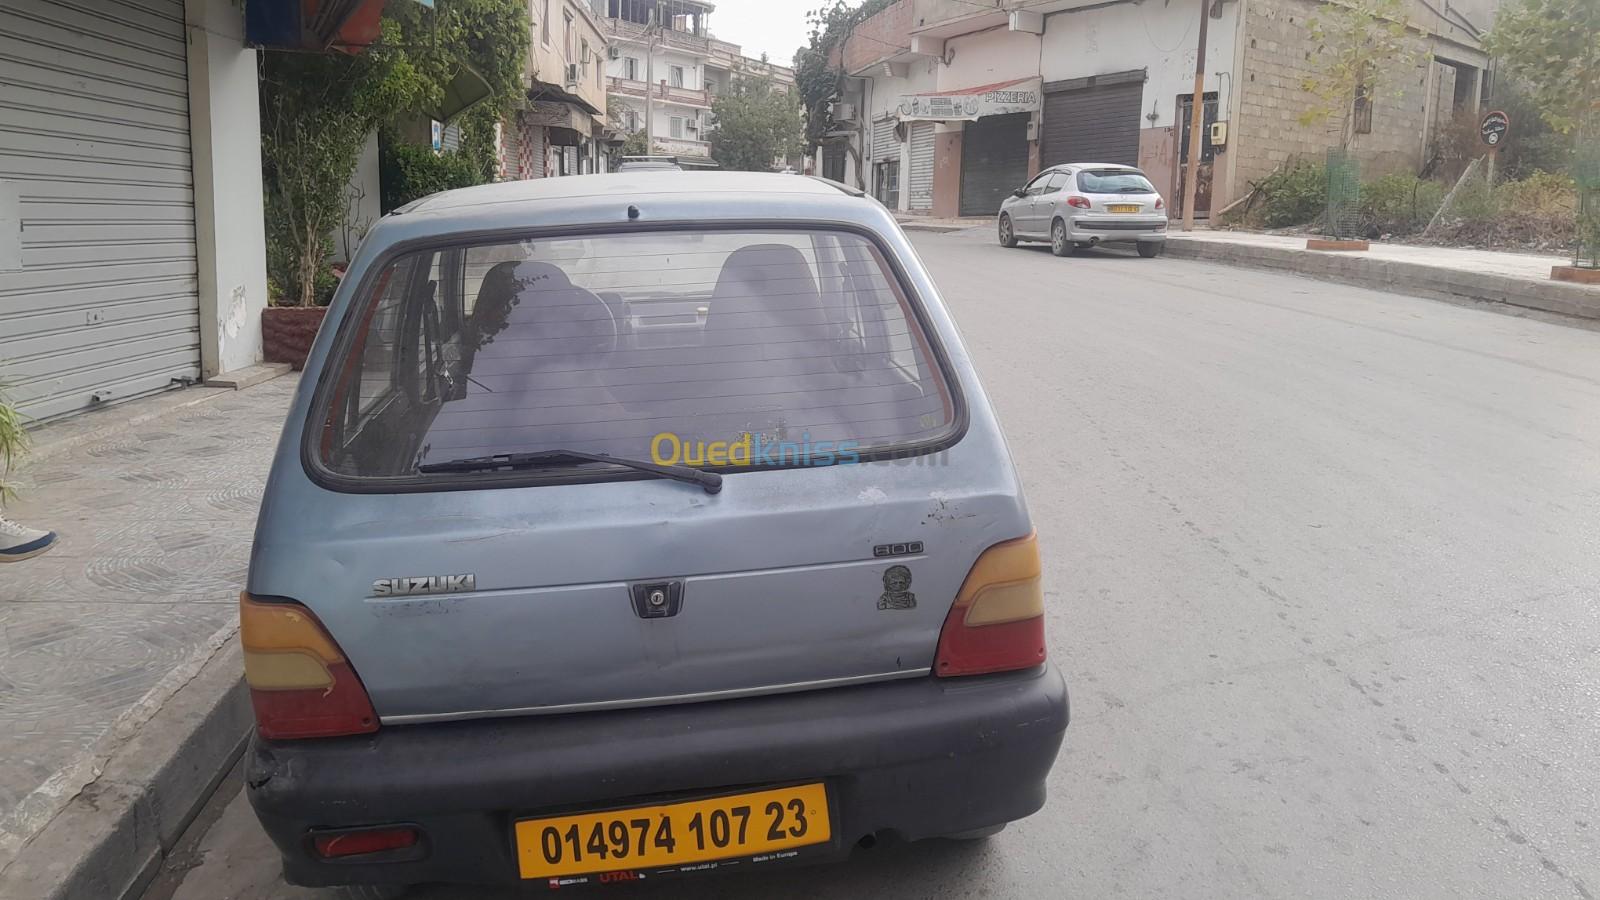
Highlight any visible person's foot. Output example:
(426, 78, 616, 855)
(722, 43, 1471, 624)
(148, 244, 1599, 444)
(0, 513, 58, 562)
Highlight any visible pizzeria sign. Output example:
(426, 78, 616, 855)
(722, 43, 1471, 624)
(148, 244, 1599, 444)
(897, 78, 1041, 122)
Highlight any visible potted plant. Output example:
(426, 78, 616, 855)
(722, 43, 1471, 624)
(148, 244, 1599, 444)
(0, 384, 58, 563)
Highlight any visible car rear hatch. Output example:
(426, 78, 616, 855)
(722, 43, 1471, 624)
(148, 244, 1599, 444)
(249, 225, 1032, 723)
(1077, 168, 1164, 218)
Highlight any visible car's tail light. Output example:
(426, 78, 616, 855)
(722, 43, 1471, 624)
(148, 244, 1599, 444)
(312, 826, 421, 859)
(1155, 197, 1165, 210)
(1066, 196, 1091, 209)
(241, 593, 379, 739)
(934, 531, 1046, 677)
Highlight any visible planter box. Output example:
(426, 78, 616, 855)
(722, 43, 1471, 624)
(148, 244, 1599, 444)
(262, 307, 328, 371)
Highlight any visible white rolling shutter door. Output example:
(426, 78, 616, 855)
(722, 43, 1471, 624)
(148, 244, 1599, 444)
(908, 122, 934, 211)
(0, 0, 201, 421)
(871, 117, 897, 162)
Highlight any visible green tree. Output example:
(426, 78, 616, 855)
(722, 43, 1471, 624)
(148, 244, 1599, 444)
(1485, 0, 1600, 133)
(793, 0, 895, 183)
(1297, 0, 1428, 148)
(260, 0, 528, 306)
(710, 69, 803, 171)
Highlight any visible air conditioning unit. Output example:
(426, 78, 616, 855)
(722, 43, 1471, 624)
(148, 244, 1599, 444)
(829, 101, 857, 122)
(565, 63, 579, 86)
(608, 45, 620, 60)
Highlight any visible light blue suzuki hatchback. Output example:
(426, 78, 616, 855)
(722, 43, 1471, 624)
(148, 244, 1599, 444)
(242, 172, 1067, 894)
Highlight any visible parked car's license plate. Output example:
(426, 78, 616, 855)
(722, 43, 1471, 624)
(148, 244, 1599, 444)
(1108, 204, 1141, 213)
(514, 783, 831, 879)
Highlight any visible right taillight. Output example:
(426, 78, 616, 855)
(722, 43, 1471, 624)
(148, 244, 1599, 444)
(241, 593, 379, 740)
(934, 531, 1046, 677)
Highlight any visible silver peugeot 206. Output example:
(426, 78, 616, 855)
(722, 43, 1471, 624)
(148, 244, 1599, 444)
(998, 163, 1169, 258)
(243, 172, 1068, 895)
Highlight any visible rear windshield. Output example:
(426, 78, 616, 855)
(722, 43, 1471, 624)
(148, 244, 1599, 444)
(1077, 170, 1157, 194)
(315, 230, 956, 480)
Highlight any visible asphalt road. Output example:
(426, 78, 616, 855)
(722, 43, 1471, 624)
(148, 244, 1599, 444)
(146, 230, 1600, 900)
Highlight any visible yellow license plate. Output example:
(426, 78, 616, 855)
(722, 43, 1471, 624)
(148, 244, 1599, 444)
(514, 783, 831, 879)
(1108, 204, 1141, 213)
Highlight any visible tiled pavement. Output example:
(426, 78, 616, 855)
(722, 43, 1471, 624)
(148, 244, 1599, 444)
(0, 376, 296, 870)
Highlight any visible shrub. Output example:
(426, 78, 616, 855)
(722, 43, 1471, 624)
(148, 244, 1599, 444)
(1494, 170, 1578, 218)
(1257, 162, 1328, 228)
(1361, 174, 1445, 234)
(380, 140, 484, 213)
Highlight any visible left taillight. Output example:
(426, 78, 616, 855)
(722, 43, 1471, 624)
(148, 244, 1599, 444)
(1066, 196, 1092, 209)
(933, 531, 1047, 677)
(240, 593, 379, 740)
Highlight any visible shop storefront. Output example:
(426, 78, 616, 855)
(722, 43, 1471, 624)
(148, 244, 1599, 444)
(896, 77, 1041, 218)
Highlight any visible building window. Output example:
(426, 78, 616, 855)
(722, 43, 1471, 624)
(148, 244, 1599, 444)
(580, 39, 590, 76)
(541, 0, 549, 44)
(624, 56, 638, 80)
(624, 109, 638, 131)
(669, 65, 684, 88)
(563, 11, 574, 64)
(670, 116, 686, 139)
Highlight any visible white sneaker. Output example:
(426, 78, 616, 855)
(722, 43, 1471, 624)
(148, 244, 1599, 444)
(0, 513, 57, 562)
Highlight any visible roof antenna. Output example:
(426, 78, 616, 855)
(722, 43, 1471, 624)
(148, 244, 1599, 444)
(627, 205, 641, 220)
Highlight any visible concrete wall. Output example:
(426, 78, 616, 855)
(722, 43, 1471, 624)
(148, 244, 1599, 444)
(333, 132, 380, 263)
(938, 27, 1040, 91)
(1041, 0, 1240, 204)
(1041, 1, 1239, 130)
(1229, 0, 1447, 205)
(184, 0, 268, 378)
(531, 0, 609, 116)
(932, 129, 962, 218)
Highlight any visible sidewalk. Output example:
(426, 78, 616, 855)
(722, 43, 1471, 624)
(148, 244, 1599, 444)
(890, 212, 1600, 323)
(0, 376, 296, 897)
(894, 214, 990, 233)
(1163, 230, 1600, 322)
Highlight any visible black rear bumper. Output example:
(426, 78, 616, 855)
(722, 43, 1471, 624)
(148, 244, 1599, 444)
(247, 666, 1068, 888)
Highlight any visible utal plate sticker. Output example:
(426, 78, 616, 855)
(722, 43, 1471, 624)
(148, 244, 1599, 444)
(515, 783, 831, 880)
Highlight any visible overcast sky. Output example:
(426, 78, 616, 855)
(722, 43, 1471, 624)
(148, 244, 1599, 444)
(709, 0, 820, 68)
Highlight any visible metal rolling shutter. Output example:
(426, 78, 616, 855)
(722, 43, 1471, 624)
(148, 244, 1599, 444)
(0, 0, 201, 422)
(1041, 70, 1145, 168)
(871, 117, 897, 162)
(908, 122, 934, 211)
(959, 113, 1029, 218)
(501, 116, 524, 180)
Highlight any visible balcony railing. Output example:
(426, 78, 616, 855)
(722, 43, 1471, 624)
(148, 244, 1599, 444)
(603, 17, 709, 55)
(656, 137, 711, 157)
(608, 77, 712, 108)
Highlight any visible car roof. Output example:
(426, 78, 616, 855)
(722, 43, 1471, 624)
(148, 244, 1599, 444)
(398, 172, 853, 214)
(1047, 163, 1141, 173)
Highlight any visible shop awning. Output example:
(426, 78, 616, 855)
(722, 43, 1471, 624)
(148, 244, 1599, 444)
(896, 77, 1041, 122)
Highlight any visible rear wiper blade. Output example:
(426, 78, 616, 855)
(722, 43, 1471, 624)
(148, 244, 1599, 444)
(418, 449, 723, 494)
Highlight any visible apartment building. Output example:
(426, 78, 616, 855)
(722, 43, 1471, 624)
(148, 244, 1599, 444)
(595, 0, 795, 167)
(831, 0, 1495, 220)
(504, 0, 612, 178)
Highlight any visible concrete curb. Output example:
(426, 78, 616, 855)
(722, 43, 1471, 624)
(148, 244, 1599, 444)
(899, 223, 976, 234)
(0, 642, 251, 900)
(1163, 237, 1600, 323)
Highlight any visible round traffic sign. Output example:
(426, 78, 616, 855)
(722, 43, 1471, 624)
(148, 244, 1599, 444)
(1480, 110, 1510, 147)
